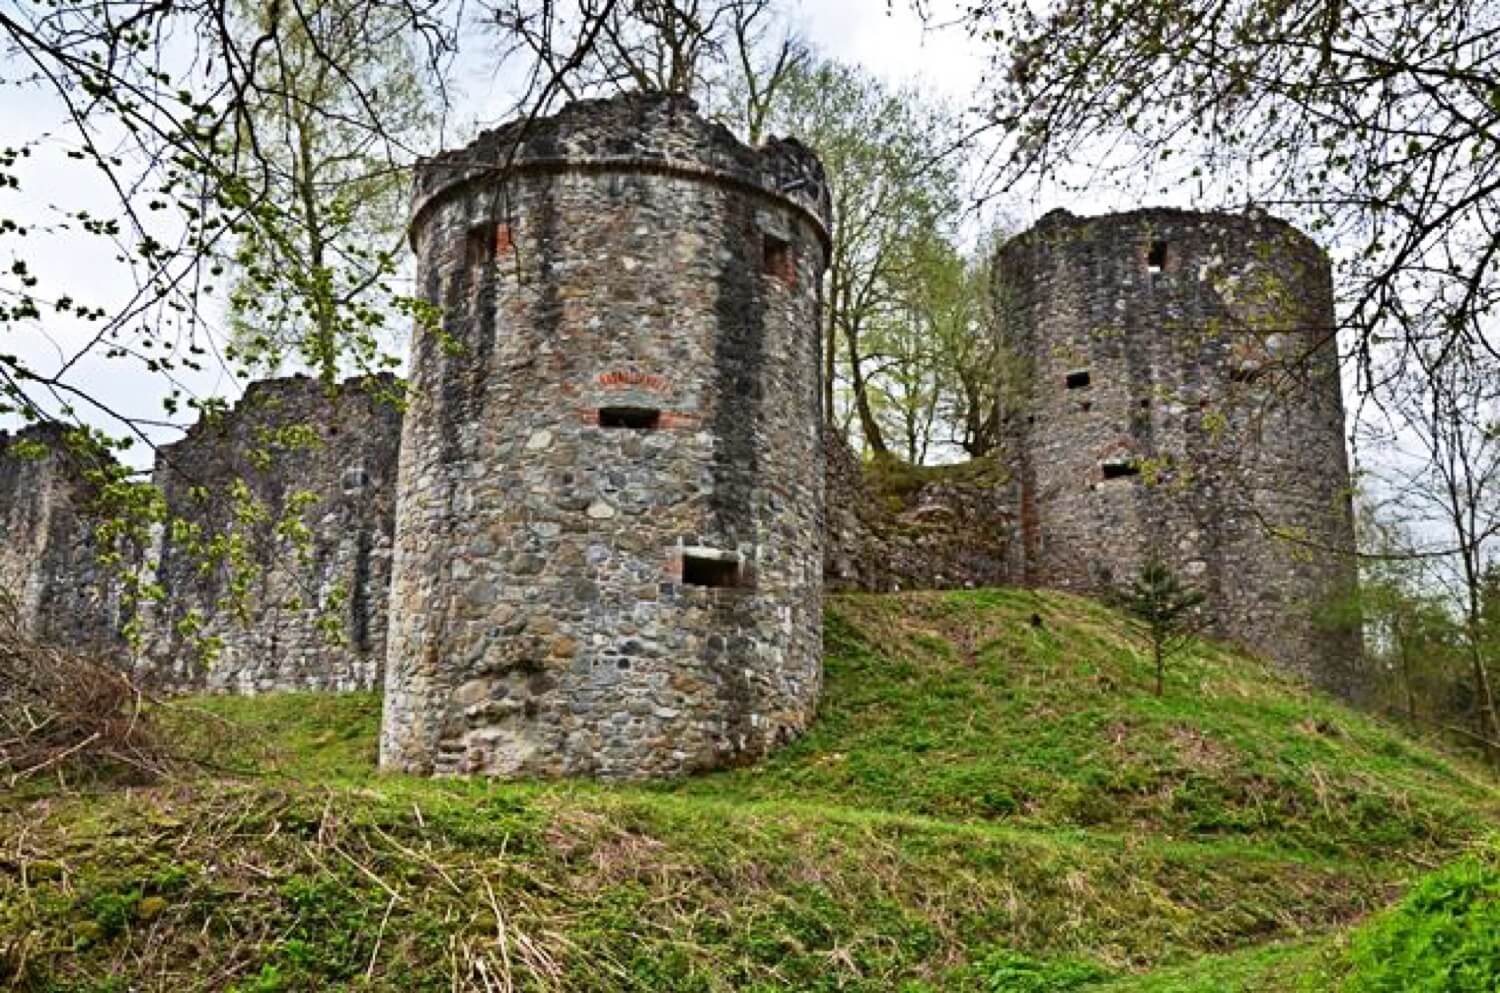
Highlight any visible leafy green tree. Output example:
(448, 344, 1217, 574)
(224, 0, 437, 382)
(912, 229, 1013, 460)
(1119, 557, 1206, 697)
(856, 229, 1013, 463)
(1, 0, 460, 445)
(1374, 338, 1500, 760)
(762, 60, 964, 450)
(1348, 503, 1465, 725)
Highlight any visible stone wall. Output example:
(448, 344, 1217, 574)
(381, 92, 833, 778)
(133, 375, 402, 692)
(823, 437, 1011, 593)
(0, 424, 122, 650)
(996, 207, 1362, 693)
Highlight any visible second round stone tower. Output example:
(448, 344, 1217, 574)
(382, 92, 832, 778)
(996, 208, 1362, 694)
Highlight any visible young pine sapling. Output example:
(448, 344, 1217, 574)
(1120, 558, 1206, 697)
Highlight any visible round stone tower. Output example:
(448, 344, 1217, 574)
(382, 92, 832, 778)
(996, 208, 1361, 693)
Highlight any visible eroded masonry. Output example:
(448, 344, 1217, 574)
(0, 94, 1364, 779)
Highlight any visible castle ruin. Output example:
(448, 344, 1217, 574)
(0, 93, 1363, 779)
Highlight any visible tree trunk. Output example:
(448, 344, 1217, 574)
(295, 115, 336, 384)
(845, 318, 886, 455)
(1462, 558, 1500, 767)
(823, 284, 836, 427)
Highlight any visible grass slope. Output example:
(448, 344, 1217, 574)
(1, 589, 1495, 992)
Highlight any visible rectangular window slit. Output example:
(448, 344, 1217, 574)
(763, 234, 794, 284)
(683, 552, 740, 588)
(1102, 460, 1140, 480)
(599, 406, 661, 430)
(466, 224, 496, 266)
(1065, 369, 1091, 390)
(1148, 241, 1168, 273)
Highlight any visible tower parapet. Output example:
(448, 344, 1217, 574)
(382, 92, 832, 777)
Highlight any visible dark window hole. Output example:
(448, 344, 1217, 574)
(599, 406, 661, 430)
(1139, 398, 1151, 409)
(466, 224, 495, 266)
(763, 234, 793, 282)
(683, 553, 740, 589)
(1080, 401, 1092, 412)
(1148, 241, 1168, 273)
(1102, 460, 1140, 480)
(1065, 370, 1091, 390)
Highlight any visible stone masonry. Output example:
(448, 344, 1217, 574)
(133, 375, 402, 692)
(0, 425, 121, 651)
(379, 92, 833, 778)
(995, 207, 1362, 694)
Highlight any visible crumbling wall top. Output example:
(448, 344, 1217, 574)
(411, 90, 832, 248)
(1000, 205, 1326, 259)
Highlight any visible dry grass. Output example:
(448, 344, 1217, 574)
(0, 594, 222, 786)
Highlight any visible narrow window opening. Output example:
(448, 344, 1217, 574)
(1080, 401, 1092, 412)
(1147, 241, 1168, 273)
(1065, 369, 1091, 390)
(1102, 460, 1140, 481)
(1139, 397, 1151, 409)
(683, 553, 740, 589)
(763, 234, 794, 285)
(599, 406, 662, 430)
(466, 224, 496, 267)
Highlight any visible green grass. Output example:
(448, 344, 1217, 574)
(1, 588, 1495, 991)
(1088, 940, 1331, 992)
(1317, 840, 1500, 991)
(678, 591, 1492, 863)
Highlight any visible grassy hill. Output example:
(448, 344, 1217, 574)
(1, 588, 1495, 991)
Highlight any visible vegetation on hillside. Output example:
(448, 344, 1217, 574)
(1, 590, 1496, 991)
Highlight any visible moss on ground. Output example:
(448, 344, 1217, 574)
(1, 589, 1495, 991)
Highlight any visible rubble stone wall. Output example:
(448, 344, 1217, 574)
(0, 425, 121, 650)
(823, 438, 1011, 593)
(996, 207, 1362, 693)
(133, 375, 403, 693)
(380, 92, 833, 778)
